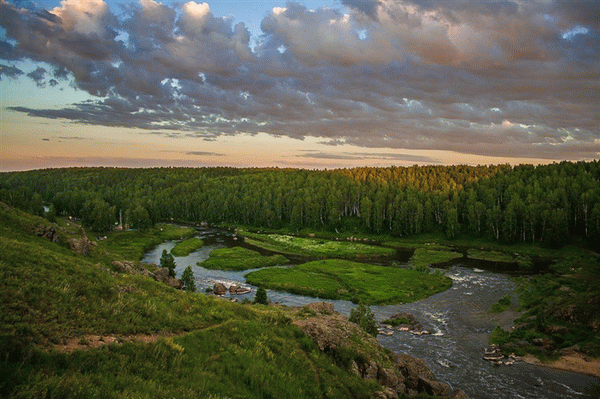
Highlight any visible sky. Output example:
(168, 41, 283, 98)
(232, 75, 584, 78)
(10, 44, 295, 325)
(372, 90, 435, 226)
(1, 0, 599, 171)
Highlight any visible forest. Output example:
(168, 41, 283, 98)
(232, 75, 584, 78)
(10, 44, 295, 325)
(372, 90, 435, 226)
(1, 161, 599, 250)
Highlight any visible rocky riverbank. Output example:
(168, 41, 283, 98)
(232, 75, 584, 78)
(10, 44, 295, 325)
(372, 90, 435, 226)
(292, 302, 469, 399)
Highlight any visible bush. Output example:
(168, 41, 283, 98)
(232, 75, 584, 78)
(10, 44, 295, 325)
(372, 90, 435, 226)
(349, 303, 378, 336)
(489, 326, 510, 346)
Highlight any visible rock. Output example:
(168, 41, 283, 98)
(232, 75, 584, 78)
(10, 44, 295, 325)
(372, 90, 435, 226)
(229, 285, 251, 295)
(34, 226, 58, 242)
(532, 338, 552, 347)
(111, 261, 153, 277)
(112, 261, 133, 273)
(545, 325, 568, 334)
(304, 302, 335, 315)
(378, 367, 400, 390)
(451, 390, 471, 399)
(557, 345, 581, 356)
(213, 282, 227, 295)
(154, 268, 183, 289)
(388, 312, 417, 325)
(374, 387, 398, 399)
(418, 377, 453, 398)
(68, 238, 90, 256)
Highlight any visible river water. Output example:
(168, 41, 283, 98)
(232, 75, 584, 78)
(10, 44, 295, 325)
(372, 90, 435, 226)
(142, 228, 600, 399)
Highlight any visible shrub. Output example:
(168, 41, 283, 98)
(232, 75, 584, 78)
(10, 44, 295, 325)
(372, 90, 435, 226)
(349, 303, 378, 336)
(489, 326, 510, 346)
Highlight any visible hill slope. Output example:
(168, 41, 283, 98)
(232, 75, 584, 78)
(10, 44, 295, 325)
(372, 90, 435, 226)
(0, 204, 466, 399)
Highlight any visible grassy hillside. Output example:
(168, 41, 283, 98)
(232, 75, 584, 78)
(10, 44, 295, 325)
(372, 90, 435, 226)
(0, 205, 392, 398)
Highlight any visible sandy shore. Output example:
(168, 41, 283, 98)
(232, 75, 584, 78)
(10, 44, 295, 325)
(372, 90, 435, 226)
(521, 353, 600, 378)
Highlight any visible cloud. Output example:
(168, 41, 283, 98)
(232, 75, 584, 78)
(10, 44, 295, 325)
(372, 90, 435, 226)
(26, 66, 46, 86)
(186, 151, 225, 156)
(0, 63, 23, 78)
(0, 0, 598, 161)
(341, 0, 381, 21)
(298, 151, 440, 163)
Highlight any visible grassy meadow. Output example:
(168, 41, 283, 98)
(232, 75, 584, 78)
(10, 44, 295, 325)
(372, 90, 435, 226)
(245, 259, 452, 305)
(199, 246, 289, 271)
(171, 237, 204, 257)
(241, 231, 395, 258)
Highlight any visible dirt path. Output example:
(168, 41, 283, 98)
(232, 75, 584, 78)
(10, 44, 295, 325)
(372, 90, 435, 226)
(46, 332, 185, 353)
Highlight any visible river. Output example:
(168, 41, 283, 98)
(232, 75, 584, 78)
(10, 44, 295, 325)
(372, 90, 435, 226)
(142, 227, 600, 399)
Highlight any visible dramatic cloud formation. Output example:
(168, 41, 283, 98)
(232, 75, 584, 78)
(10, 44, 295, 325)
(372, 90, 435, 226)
(1, 0, 599, 161)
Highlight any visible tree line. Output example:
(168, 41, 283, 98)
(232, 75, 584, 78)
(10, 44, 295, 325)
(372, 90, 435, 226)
(1, 161, 599, 248)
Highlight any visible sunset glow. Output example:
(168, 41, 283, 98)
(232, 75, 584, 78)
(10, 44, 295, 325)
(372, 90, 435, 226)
(1, 0, 598, 170)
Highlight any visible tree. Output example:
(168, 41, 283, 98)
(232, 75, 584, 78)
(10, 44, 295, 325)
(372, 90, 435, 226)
(181, 266, 196, 292)
(160, 249, 176, 277)
(349, 303, 378, 336)
(126, 203, 151, 231)
(254, 286, 268, 305)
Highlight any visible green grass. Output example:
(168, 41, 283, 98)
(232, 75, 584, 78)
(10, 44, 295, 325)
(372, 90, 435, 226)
(467, 249, 515, 263)
(241, 232, 395, 258)
(171, 238, 204, 257)
(245, 259, 452, 305)
(99, 231, 162, 262)
(151, 224, 195, 240)
(489, 295, 512, 313)
(97, 225, 196, 262)
(409, 248, 463, 271)
(199, 247, 289, 271)
(1, 320, 380, 399)
(381, 317, 413, 327)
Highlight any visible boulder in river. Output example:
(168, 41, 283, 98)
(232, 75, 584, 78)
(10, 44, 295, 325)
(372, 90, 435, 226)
(229, 284, 251, 295)
(213, 282, 227, 295)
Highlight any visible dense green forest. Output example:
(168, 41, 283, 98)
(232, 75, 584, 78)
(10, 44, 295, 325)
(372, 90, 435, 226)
(1, 161, 599, 249)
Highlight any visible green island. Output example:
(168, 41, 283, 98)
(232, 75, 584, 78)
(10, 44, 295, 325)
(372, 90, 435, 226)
(467, 248, 514, 263)
(245, 259, 452, 304)
(489, 294, 512, 314)
(199, 246, 289, 271)
(241, 231, 395, 258)
(171, 237, 204, 257)
(408, 248, 463, 271)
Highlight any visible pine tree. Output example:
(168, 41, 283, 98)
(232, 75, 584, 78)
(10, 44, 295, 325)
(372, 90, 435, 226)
(254, 286, 268, 305)
(181, 266, 196, 292)
(160, 249, 176, 277)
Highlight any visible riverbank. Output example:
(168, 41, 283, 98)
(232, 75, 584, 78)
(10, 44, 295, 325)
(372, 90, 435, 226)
(521, 353, 600, 378)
